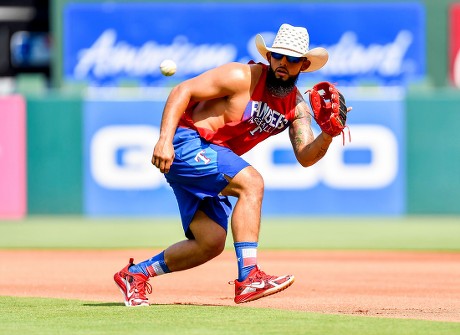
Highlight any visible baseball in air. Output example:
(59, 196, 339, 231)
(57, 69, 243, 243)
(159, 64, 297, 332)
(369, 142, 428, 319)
(160, 59, 177, 76)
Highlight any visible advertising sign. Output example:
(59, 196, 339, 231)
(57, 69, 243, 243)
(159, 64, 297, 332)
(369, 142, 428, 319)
(84, 90, 405, 216)
(449, 3, 460, 87)
(83, 97, 177, 216)
(64, 3, 425, 87)
(0, 95, 26, 219)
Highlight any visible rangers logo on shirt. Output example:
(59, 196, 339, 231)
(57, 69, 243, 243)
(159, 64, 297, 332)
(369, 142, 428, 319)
(245, 101, 289, 135)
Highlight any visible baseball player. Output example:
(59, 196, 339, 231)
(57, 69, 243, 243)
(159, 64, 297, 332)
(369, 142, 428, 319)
(114, 23, 351, 306)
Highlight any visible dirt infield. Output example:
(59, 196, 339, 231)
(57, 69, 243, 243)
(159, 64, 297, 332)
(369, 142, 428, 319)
(1, 249, 459, 322)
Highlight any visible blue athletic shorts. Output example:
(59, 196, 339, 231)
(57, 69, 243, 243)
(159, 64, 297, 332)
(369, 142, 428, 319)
(164, 127, 250, 239)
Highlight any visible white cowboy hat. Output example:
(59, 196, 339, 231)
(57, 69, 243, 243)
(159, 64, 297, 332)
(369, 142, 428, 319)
(255, 23, 329, 72)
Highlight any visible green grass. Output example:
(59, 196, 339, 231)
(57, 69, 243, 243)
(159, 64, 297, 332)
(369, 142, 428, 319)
(1, 216, 459, 334)
(0, 216, 459, 251)
(1, 296, 458, 335)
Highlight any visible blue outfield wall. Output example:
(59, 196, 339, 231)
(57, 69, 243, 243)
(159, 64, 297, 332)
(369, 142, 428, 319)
(83, 89, 406, 217)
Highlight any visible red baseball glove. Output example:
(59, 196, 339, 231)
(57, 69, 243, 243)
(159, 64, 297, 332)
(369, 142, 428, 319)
(307, 81, 349, 139)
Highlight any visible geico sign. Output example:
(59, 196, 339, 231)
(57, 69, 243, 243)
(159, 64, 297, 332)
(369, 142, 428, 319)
(90, 124, 398, 190)
(90, 125, 164, 189)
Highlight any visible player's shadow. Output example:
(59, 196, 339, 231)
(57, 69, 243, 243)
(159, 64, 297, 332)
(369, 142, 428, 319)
(83, 302, 124, 307)
(83, 302, 226, 307)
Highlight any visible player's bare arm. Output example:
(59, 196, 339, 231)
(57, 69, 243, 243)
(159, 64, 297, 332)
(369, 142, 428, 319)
(189, 63, 256, 129)
(289, 91, 333, 167)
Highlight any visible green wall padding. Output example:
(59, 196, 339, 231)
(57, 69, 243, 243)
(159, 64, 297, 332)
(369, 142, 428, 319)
(406, 89, 460, 214)
(26, 93, 83, 214)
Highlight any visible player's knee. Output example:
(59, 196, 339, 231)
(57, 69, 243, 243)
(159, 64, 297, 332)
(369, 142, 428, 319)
(243, 168, 264, 199)
(199, 235, 226, 260)
(222, 166, 264, 201)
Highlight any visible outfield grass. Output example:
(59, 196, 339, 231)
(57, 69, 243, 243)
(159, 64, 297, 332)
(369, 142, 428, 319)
(1, 296, 458, 335)
(0, 216, 459, 251)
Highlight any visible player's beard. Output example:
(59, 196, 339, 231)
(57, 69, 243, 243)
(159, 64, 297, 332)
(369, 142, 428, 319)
(266, 66, 299, 98)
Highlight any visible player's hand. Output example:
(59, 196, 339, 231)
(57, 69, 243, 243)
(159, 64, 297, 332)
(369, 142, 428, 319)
(152, 140, 175, 174)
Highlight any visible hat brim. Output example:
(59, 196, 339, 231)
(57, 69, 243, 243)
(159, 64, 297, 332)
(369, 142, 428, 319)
(255, 34, 328, 73)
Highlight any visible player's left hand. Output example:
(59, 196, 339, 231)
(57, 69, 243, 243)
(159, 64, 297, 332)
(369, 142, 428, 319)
(306, 81, 351, 139)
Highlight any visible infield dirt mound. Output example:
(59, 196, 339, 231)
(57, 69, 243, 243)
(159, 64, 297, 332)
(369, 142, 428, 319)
(1, 249, 459, 322)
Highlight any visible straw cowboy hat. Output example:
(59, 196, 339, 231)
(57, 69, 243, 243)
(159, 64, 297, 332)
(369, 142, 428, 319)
(255, 23, 329, 72)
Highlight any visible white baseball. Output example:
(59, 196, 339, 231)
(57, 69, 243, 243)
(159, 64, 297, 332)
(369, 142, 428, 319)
(160, 59, 177, 76)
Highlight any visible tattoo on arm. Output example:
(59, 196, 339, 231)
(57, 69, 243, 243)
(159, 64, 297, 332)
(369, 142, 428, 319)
(303, 142, 328, 161)
(293, 127, 305, 147)
(291, 97, 313, 152)
(314, 146, 328, 160)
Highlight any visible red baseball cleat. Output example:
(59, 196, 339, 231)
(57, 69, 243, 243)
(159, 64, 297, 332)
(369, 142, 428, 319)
(231, 266, 295, 304)
(114, 258, 152, 307)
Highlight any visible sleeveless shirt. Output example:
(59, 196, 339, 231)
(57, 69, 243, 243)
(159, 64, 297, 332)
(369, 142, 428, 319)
(178, 63, 298, 156)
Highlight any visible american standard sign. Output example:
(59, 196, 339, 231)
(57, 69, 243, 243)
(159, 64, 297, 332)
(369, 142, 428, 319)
(73, 30, 237, 79)
(63, 3, 425, 87)
(73, 29, 415, 83)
